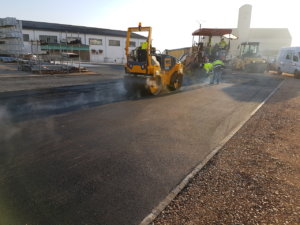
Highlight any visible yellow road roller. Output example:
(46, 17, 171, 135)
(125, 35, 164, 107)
(232, 42, 267, 73)
(124, 23, 184, 95)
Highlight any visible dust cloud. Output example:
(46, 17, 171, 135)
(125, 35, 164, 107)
(0, 106, 20, 141)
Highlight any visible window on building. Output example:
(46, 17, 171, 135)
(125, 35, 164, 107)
(129, 41, 136, 47)
(0, 41, 5, 44)
(91, 49, 98, 54)
(66, 37, 81, 44)
(91, 49, 104, 54)
(293, 55, 299, 62)
(23, 34, 29, 42)
(60, 37, 80, 44)
(109, 40, 120, 46)
(39, 35, 58, 44)
(89, 38, 102, 45)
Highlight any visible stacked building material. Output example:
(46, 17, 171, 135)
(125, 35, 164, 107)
(0, 17, 25, 56)
(18, 60, 88, 74)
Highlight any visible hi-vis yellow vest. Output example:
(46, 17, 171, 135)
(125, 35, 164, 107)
(141, 42, 148, 49)
(203, 63, 213, 73)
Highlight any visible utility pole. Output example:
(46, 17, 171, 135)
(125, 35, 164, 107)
(78, 32, 81, 74)
(198, 23, 201, 44)
(196, 20, 206, 43)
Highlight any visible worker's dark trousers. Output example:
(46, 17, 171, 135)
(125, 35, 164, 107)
(211, 69, 222, 84)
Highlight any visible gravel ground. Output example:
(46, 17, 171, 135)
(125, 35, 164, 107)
(153, 78, 300, 225)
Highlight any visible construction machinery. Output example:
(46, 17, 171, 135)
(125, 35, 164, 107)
(124, 23, 184, 95)
(183, 28, 234, 71)
(232, 42, 267, 73)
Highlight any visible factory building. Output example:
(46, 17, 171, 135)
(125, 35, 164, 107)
(196, 4, 292, 58)
(0, 18, 147, 63)
(166, 4, 292, 59)
(229, 4, 292, 57)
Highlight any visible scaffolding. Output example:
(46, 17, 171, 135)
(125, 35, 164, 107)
(0, 17, 25, 56)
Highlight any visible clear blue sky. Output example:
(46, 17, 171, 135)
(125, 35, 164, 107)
(1, 0, 299, 51)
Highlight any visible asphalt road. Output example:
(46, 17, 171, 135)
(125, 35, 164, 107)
(0, 62, 124, 92)
(0, 72, 282, 225)
(0, 79, 128, 122)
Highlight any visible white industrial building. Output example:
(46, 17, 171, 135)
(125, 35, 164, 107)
(0, 18, 147, 63)
(231, 4, 292, 57)
(208, 4, 292, 58)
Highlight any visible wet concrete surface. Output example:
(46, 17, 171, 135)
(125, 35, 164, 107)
(0, 72, 283, 225)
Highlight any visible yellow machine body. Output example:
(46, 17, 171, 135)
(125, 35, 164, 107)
(232, 42, 267, 73)
(124, 23, 184, 95)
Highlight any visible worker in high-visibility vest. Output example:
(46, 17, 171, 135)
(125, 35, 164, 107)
(218, 38, 228, 49)
(203, 62, 213, 73)
(141, 41, 148, 50)
(203, 62, 214, 84)
(212, 59, 225, 84)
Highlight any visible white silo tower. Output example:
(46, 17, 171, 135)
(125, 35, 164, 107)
(237, 4, 252, 42)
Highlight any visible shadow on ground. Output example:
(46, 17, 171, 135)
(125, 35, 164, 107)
(220, 73, 293, 103)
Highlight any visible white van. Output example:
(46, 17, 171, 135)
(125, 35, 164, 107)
(276, 47, 300, 78)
